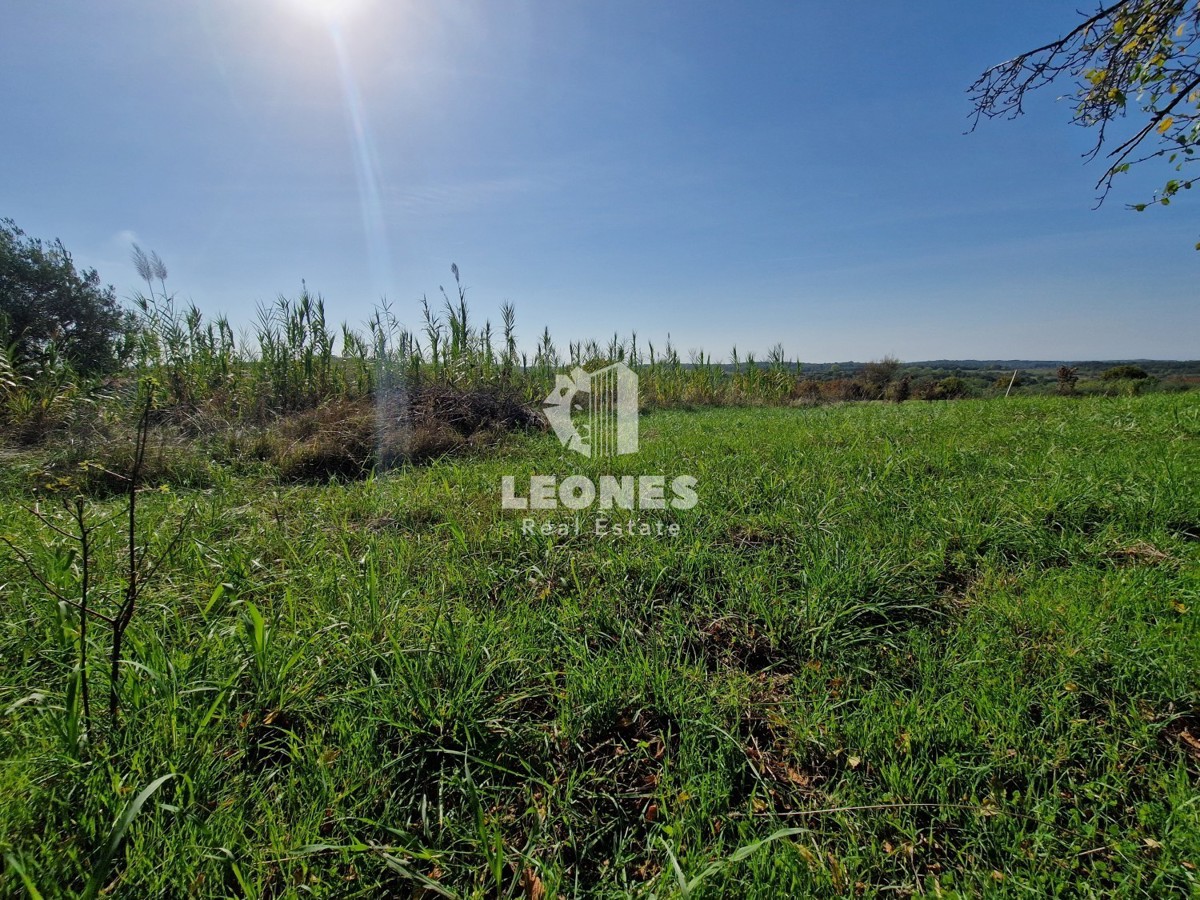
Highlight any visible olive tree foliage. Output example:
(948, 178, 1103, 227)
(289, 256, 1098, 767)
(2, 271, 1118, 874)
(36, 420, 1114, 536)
(969, 1, 1200, 240)
(0, 218, 135, 375)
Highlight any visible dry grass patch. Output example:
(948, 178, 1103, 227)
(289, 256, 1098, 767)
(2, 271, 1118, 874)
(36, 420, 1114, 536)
(259, 386, 542, 481)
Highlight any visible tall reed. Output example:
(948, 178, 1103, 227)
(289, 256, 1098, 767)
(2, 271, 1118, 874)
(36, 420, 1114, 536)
(116, 262, 826, 423)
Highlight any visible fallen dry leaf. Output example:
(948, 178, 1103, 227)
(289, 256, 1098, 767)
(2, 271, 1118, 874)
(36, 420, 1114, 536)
(786, 767, 811, 786)
(1175, 726, 1200, 758)
(522, 867, 546, 900)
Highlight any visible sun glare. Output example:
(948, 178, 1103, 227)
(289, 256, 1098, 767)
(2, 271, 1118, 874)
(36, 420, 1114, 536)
(289, 0, 368, 25)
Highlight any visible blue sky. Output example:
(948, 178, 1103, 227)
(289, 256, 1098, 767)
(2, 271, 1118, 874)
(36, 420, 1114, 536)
(3, 1, 1197, 361)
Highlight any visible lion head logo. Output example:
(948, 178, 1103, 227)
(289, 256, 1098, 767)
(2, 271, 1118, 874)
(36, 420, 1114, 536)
(543, 362, 639, 458)
(543, 367, 594, 456)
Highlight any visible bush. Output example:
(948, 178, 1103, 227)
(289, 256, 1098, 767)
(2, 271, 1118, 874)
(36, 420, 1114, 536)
(1101, 364, 1149, 381)
(792, 379, 823, 404)
(1083, 376, 1158, 397)
(860, 356, 901, 399)
(1161, 376, 1199, 393)
(820, 379, 868, 402)
(920, 376, 969, 401)
(35, 426, 215, 497)
(888, 375, 912, 403)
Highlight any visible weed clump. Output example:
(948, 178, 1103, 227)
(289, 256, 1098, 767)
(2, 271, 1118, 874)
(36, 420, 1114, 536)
(263, 385, 543, 481)
(35, 425, 215, 497)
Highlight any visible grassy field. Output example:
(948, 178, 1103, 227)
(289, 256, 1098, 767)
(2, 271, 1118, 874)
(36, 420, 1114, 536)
(1, 394, 1198, 897)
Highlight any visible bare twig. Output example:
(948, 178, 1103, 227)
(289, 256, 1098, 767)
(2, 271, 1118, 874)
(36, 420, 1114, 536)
(0, 535, 117, 625)
(70, 498, 92, 726)
(110, 385, 153, 723)
(969, 1, 1200, 206)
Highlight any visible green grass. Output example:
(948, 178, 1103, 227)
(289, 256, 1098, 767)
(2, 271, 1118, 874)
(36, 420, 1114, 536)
(1, 394, 1198, 897)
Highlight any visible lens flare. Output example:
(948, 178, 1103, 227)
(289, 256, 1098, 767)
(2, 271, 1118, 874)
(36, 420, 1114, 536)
(289, 0, 368, 25)
(328, 22, 393, 297)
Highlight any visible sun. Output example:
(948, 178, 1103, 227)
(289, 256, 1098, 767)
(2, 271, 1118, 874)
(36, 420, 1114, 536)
(287, 0, 369, 25)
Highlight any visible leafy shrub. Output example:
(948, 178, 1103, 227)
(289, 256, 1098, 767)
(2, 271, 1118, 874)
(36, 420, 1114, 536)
(888, 375, 912, 403)
(820, 379, 868, 402)
(1101, 364, 1149, 381)
(919, 376, 969, 400)
(1161, 376, 1199, 393)
(860, 356, 901, 399)
(792, 379, 823, 404)
(1084, 376, 1158, 397)
(36, 427, 215, 497)
(938, 376, 969, 399)
(0, 346, 84, 445)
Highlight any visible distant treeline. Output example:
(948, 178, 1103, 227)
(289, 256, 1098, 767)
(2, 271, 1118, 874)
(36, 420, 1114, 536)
(761, 359, 1200, 380)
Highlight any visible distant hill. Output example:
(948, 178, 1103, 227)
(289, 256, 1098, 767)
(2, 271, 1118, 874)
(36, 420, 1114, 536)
(796, 359, 1200, 375)
(714, 359, 1200, 379)
(700, 359, 1200, 396)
